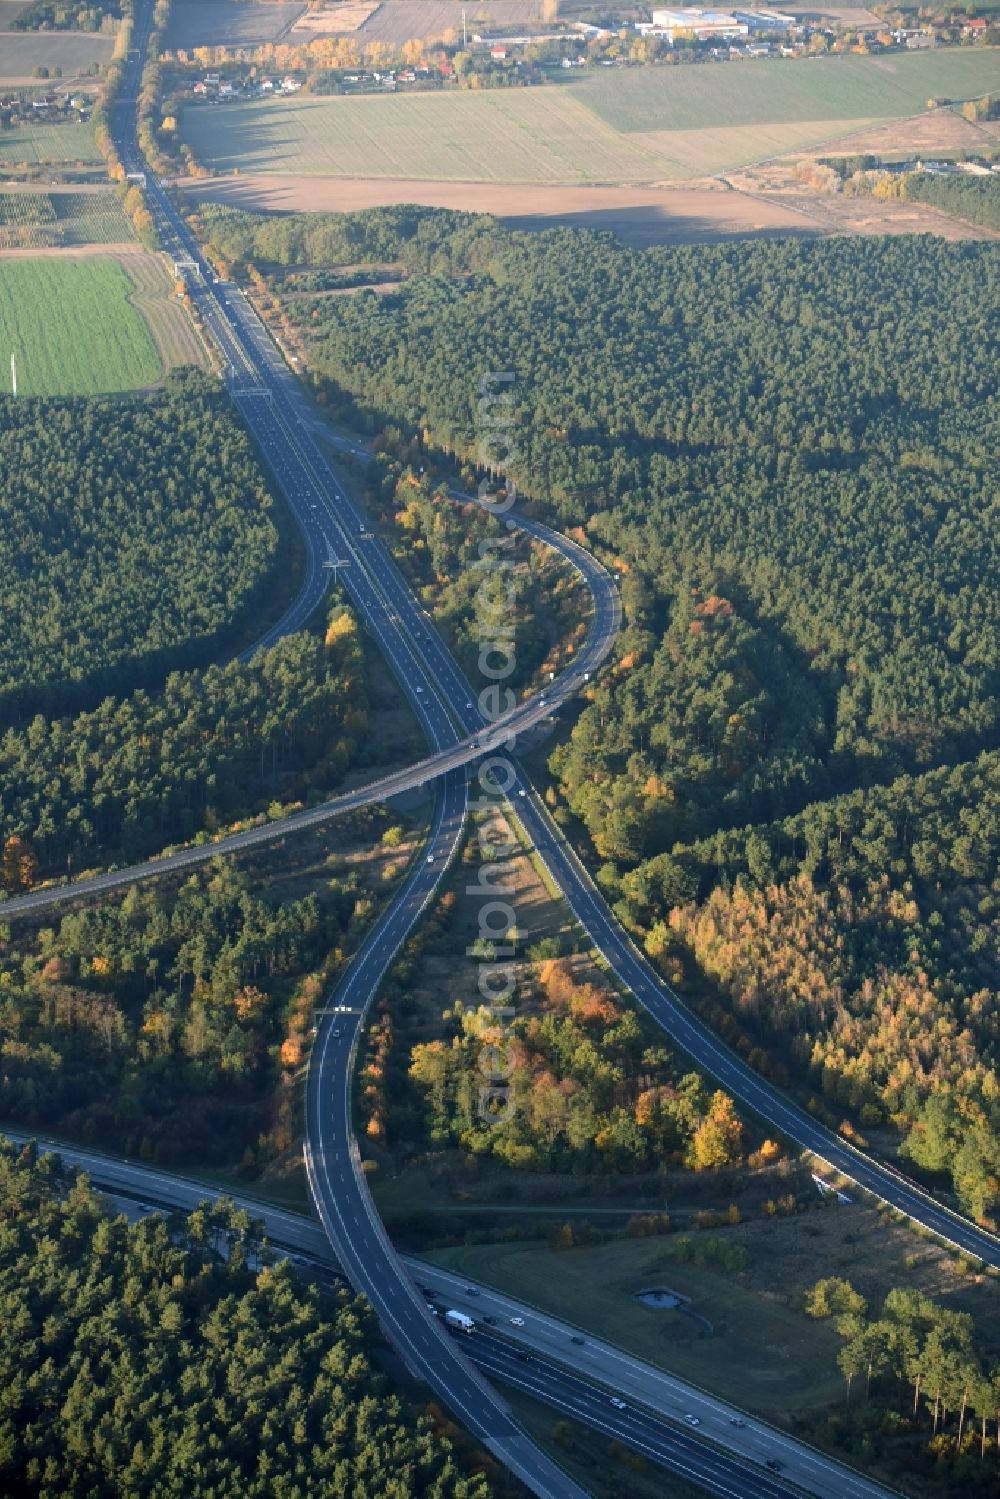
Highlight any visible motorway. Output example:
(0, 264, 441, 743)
(0, 1130, 901, 1499)
(5, 8, 998, 1496)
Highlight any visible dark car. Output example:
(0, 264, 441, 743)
(570, 1335, 585, 1345)
(516, 1351, 532, 1363)
(765, 1459, 784, 1473)
(464, 1287, 481, 1297)
(483, 1314, 498, 1326)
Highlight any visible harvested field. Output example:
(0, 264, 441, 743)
(795, 103, 1000, 160)
(0, 32, 114, 84)
(181, 91, 681, 183)
(183, 170, 998, 245)
(780, 2, 882, 22)
(117, 251, 210, 372)
(183, 173, 822, 243)
(0, 118, 101, 166)
(165, 0, 306, 50)
(355, 0, 548, 46)
(290, 2, 378, 35)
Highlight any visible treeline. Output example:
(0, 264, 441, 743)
(669, 752, 999, 903)
(0, 607, 367, 882)
(830, 164, 1000, 232)
(903, 171, 1000, 232)
(196, 202, 505, 279)
(394, 953, 752, 1175)
(806, 1276, 1000, 1490)
(0, 1141, 492, 1496)
(0, 373, 280, 718)
(11, 0, 120, 29)
(0, 860, 374, 1164)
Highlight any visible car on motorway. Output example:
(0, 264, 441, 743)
(426, 855, 434, 864)
(683, 1414, 701, 1427)
(331, 1028, 340, 1038)
(570, 1335, 585, 1345)
(483, 1314, 498, 1326)
(765, 1459, 784, 1472)
(464, 1287, 480, 1296)
(419, 1285, 435, 1295)
(729, 1417, 746, 1428)
(510, 1316, 525, 1327)
(516, 1351, 532, 1363)
(610, 1397, 627, 1411)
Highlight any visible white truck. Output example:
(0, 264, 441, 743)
(444, 1309, 475, 1334)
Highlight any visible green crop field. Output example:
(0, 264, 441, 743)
(181, 48, 1000, 183)
(0, 257, 162, 395)
(0, 188, 134, 247)
(575, 48, 1000, 134)
(0, 118, 101, 166)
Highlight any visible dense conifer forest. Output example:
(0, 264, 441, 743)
(196, 205, 999, 1221)
(0, 608, 368, 884)
(0, 372, 280, 718)
(0, 1141, 491, 1496)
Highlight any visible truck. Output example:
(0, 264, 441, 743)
(444, 1309, 475, 1334)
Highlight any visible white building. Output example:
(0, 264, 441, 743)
(648, 8, 749, 39)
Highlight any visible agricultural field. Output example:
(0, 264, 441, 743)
(0, 187, 134, 247)
(351, 0, 548, 45)
(0, 256, 163, 395)
(574, 48, 1000, 135)
(0, 32, 114, 84)
(164, 0, 306, 51)
(0, 118, 101, 168)
(120, 251, 209, 372)
(181, 47, 1000, 183)
(182, 91, 679, 183)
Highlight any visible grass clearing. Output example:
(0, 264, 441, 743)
(0, 32, 114, 84)
(420, 1235, 845, 1416)
(0, 255, 162, 394)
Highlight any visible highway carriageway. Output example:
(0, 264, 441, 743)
(3, 1131, 902, 1499)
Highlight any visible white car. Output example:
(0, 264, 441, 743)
(510, 1316, 525, 1327)
(684, 1414, 701, 1427)
(426, 855, 434, 864)
(610, 1397, 627, 1411)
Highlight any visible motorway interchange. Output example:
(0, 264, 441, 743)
(3, 7, 997, 1496)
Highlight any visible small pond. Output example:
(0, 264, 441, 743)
(634, 1287, 681, 1309)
